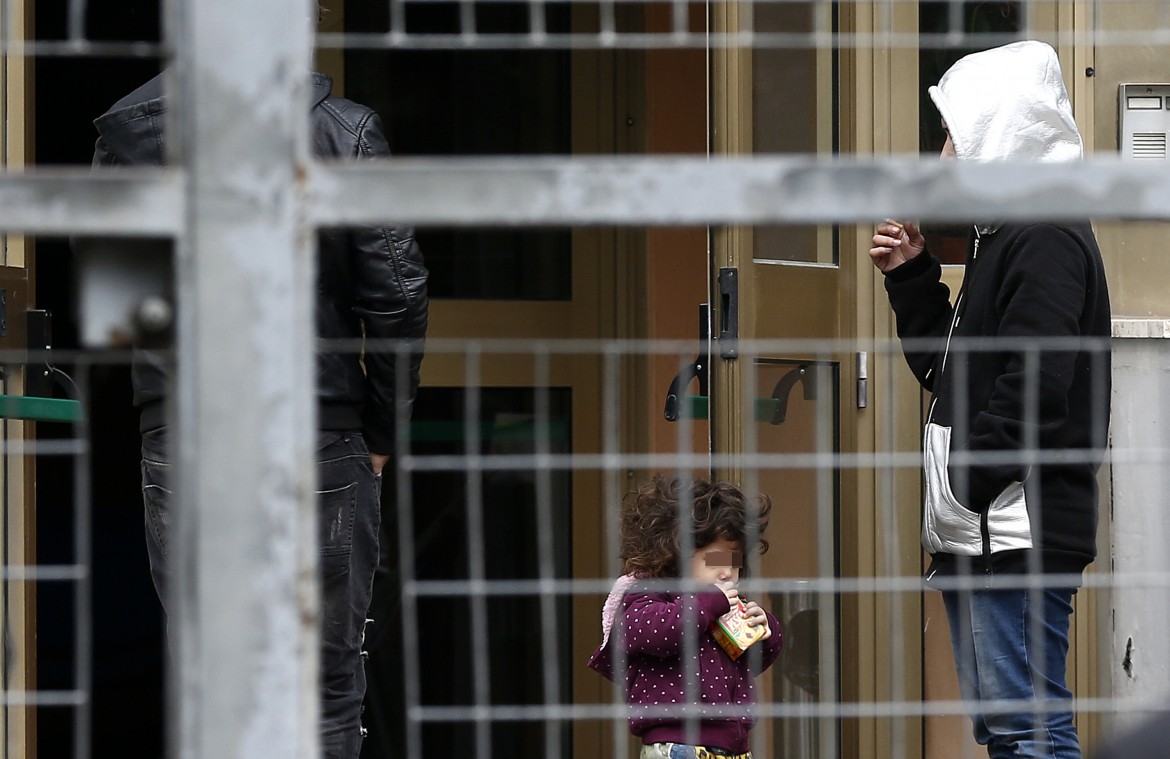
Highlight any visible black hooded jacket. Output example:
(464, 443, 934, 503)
(87, 72, 427, 455)
(885, 222, 1111, 577)
(885, 41, 1112, 578)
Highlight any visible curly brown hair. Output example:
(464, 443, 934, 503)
(620, 474, 772, 578)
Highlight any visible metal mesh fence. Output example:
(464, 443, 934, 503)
(381, 335, 1143, 759)
(1, 0, 1169, 758)
(7, 0, 1170, 53)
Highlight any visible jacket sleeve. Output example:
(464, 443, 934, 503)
(346, 111, 429, 455)
(619, 588, 731, 659)
(92, 136, 115, 167)
(883, 250, 955, 392)
(956, 225, 1090, 511)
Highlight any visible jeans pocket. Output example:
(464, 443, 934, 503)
(319, 481, 357, 558)
(141, 457, 172, 561)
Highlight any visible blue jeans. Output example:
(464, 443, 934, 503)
(141, 428, 382, 759)
(942, 585, 1080, 759)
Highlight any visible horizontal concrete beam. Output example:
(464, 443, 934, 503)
(4, 155, 1170, 234)
(310, 155, 1170, 227)
(0, 170, 181, 236)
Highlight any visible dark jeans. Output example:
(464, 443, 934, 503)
(942, 586, 1080, 759)
(141, 427, 382, 759)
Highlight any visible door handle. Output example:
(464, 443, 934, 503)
(663, 304, 710, 422)
(768, 364, 816, 425)
(717, 267, 738, 360)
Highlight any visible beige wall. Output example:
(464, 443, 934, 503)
(1093, 4, 1170, 318)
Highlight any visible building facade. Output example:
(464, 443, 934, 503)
(1, 1, 1168, 757)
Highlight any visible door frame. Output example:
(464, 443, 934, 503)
(2, 0, 37, 754)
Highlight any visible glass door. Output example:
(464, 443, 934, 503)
(708, 3, 926, 758)
(751, 359, 841, 759)
(710, 5, 844, 756)
(338, 2, 619, 756)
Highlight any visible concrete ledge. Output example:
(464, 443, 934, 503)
(1112, 318, 1170, 339)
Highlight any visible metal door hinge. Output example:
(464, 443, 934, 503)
(856, 351, 868, 409)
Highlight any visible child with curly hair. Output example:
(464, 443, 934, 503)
(588, 475, 782, 759)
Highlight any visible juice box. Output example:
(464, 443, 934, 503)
(709, 599, 769, 660)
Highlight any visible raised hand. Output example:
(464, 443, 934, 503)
(869, 220, 925, 273)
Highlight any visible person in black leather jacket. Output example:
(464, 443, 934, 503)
(94, 69, 428, 462)
(83, 52, 427, 759)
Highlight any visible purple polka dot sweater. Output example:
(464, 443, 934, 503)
(587, 581, 783, 753)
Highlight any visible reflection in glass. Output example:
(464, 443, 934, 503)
(422, 229, 571, 301)
(775, 586, 823, 757)
(363, 387, 573, 759)
(344, 0, 572, 299)
(752, 1, 838, 265)
(752, 359, 840, 758)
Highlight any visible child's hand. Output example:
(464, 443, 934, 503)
(714, 580, 739, 606)
(741, 600, 772, 639)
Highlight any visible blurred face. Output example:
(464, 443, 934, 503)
(690, 537, 743, 586)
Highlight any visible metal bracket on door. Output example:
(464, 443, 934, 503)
(856, 351, 868, 409)
(717, 267, 738, 360)
(663, 303, 711, 422)
(0, 309, 84, 423)
(768, 364, 817, 424)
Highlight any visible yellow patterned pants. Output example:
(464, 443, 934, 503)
(639, 742, 753, 759)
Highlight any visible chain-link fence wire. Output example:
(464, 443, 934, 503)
(9, 1, 1170, 54)
(375, 334, 1156, 759)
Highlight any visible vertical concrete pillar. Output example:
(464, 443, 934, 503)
(1108, 319, 1170, 729)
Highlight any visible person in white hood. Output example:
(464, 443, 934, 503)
(869, 41, 1111, 759)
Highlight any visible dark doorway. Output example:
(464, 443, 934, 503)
(363, 387, 574, 758)
(31, 2, 578, 757)
(33, 2, 166, 758)
(340, 3, 578, 754)
(343, 0, 573, 302)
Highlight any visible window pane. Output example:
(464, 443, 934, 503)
(344, 1, 573, 299)
(751, 1, 838, 265)
(752, 359, 841, 758)
(919, 2, 1024, 264)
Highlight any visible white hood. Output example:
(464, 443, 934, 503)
(929, 40, 1083, 163)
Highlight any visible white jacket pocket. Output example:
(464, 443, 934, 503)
(921, 423, 1034, 556)
(922, 423, 982, 555)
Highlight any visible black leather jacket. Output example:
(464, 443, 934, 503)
(88, 72, 428, 454)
